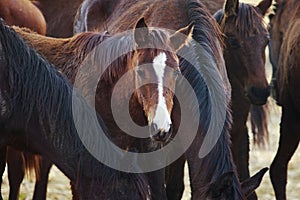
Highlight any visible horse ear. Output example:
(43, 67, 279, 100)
(224, 0, 239, 17)
(256, 0, 272, 16)
(170, 23, 194, 52)
(241, 167, 268, 197)
(133, 18, 150, 48)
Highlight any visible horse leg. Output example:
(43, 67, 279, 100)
(270, 106, 300, 200)
(7, 148, 24, 200)
(32, 157, 52, 200)
(165, 155, 186, 200)
(230, 125, 258, 199)
(0, 147, 7, 200)
(146, 169, 167, 200)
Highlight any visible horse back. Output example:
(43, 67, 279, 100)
(0, 0, 46, 35)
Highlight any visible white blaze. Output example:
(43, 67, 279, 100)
(152, 52, 171, 132)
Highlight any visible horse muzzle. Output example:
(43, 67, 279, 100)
(246, 86, 270, 105)
(149, 123, 172, 143)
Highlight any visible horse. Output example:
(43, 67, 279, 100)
(0, 20, 150, 200)
(73, 0, 268, 199)
(165, 0, 271, 199)
(213, 0, 271, 199)
(201, 0, 225, 14)
(9, 17, 195, 199)
(268, 0, 300, 199)
(31, 0, 83, 37)
(73, 0, 224, 34)
(0, 0, 46, 35)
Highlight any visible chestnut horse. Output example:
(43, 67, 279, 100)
(31, 0, 83, 37)
(0, 20, 149, 200)
(9, 18, 194, 199)
(268, 0, 300, 199)
(0, 0, 46, 35)
(73, 0, 268, 199)
(213, 0, 271, 199)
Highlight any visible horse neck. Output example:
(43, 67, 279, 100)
(188, 119, 244, 199)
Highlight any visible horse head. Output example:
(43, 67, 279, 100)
(206, 167, 268, 199)
(214, 0, 272, 105)
(130, 18, 193, 143)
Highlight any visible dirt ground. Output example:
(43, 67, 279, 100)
(2, 0, 299, 199)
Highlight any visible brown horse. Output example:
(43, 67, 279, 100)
(73, 0, 268, 199)
(31, 0, 83, 37)
(202, 0, 225, 14)
(73, 0, 224, 33)
(165, 0, 271, 199)
(268, 0, 300, 199)
(0, 20, 150, 200)
(9, 18, 194, 199)
(0, 0, 46, 35)
(213, 0, 271, 199)
(213, 0, 271, 197)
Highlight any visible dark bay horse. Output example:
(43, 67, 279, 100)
(31, 0, 83, 37)
(166, 0, 271, 199)
(0, 20, 150, 200)
(0, 0, 46, 35)
(73, 0, 224, 33)
(213, 0, 271, 199)
(73, 0, 268, 199)
(268, 0, 300, 199)
(10, 18, 194, 199)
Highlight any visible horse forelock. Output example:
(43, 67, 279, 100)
(235, 3, 266, 37)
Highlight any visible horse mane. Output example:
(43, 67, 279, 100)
(74, 26, 178, 86)
(216, 3, 265, 37)
(0, 21, 149, 198)
(184, 0, 244, 198)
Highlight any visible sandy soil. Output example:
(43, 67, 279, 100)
(2, 1, 299, 199)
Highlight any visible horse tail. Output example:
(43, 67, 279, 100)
(23, 152, 41, 180)
(6, 148, 41, 181)
(250, 104, 269, 147)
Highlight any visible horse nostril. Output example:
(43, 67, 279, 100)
(150, 125, 172, 143)
(150, 123, 159, 136)
(247, 87, 270, 105)
(251, 87, 270, 99)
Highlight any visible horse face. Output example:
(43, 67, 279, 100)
(134, 49, 180, 142)
(131, 18, 193, 143)
(221, 1, 271, 105)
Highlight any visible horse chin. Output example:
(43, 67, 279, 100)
(247, 95, 268, 105)
(149, 129, 172, 147)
